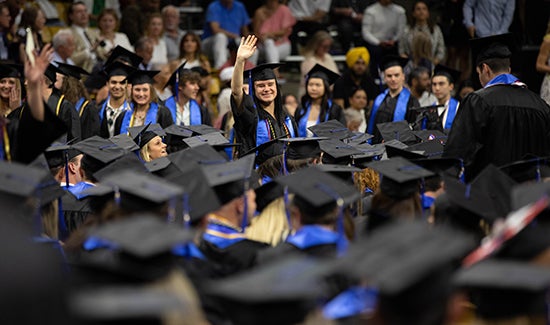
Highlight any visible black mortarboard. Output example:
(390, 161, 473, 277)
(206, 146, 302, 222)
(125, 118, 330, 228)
(499, 157, 550, 184)
(44, 142, 81, 169)
(471, 33, 515, 66)
(72, 136, 126, 164)
(163, 124, 193, 144)
(109, 134, 139, 152)
(384, 141, 425, 160)
(103, 60, 134, 78)
(281, 137, 325, 160)
(241, 136, 285, 166)
(244, 63, 283, 82)
(0, 63, 23, 79)
(314, 164, 361, 183)
(376, 120, 417, 144)
(144, 156, 171, 174)
(412, 129, 448, 143)
(380, 54, 408, 71)
(205, 255, 326, 325)
(84, 72, 108, 90)
(182, 132, 232, 149)
(275, 166, 360, 208)
(367, 157, 434, 199)
(511, 181, 550, 211)
(103, 45, 143, 69)
(45, 64, 61, 84)
(169, 144, 228, 167)
(432, 64, 460, 84)
(319, 138, 364, 165)
(308, 119, 354, 140)
(163, 61, 186, 90)
(454, 259, 550, 319)
(88, 215, 194, 259)
(54, 62, 90, 79)
(444, 165, 516, 224)
(412, 157, 462, 178)
(405, 140, 445, 159)
(125, 69, 159, 85)
(203, 154, 256, 204)
(305, 63, 340, 86)
(254, 181, 283, 213)
(93, 152, 148, 181)
(127, 123, 166, 149)
(344, 132, 374, 146)
(351, 143, 386, 168)
(183, 124, 221, 136)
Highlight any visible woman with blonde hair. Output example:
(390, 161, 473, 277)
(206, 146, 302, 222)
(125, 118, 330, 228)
(299, 30, 339, 97)
(114, 69, 173, 135)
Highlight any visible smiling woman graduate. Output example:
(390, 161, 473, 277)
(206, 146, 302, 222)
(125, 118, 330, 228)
(230, 35, 297, 160)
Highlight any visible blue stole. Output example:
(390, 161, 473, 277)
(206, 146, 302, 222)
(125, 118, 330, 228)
(0, 125, 5, 161)
(297, 100, 332, 137)
(323, 286, 378, 320)
(75, 97, 85, 113)
(165, 96, 203, 125)
(224, 128, 235, 160)
(256, 115, 296, 147)
(120, 102, 159, 135)
(422, 195, 435, 211)
(82, 236, 118, 251)
(286, 225, 346, 250)
(367, 87, 411, 134)
(68, 182, 95, 200)
(444, 97, 459, 129)
(172, 242, 206, 260)
(203, 222, 246, 249)
(98, 97, 129, 123)
(484, 73, 524, 88)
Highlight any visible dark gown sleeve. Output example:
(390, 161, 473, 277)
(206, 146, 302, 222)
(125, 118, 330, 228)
(329, 102, 347, 126)
(62, 193, 92, 234)
(79, 101, 101, 140)
(201, 105, 212, 126)
(113, 110, 125, 135)
(97, 101, 110, 138)
(14, 102, 67, 164)
(231, 94, 258, 156)
(198, 238, 268, 277)
(63, 100, 82, 142)
(156, 104, 174, 128)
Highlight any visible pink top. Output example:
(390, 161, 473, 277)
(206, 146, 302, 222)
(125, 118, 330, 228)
(259, 5, 296, 46)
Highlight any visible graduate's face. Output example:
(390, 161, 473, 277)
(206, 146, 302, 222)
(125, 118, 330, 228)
(253, 79, 277, 104)
(132, 83, 151, 105)
(0, 77, 16, 99)
(384, 66, 405, 92)
(179, 80, 199, 100)
(306, 77, 326, 100)
(108, 76, 128, 99)
(146, 135, 167, 160)
(431, 76, 453, 102)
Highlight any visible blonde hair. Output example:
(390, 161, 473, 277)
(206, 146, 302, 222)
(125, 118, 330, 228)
(301, 30, 333, 57)
(246, 196, 291, 246)
(140, 142, 153, 162)
(41, 200, 59, 240)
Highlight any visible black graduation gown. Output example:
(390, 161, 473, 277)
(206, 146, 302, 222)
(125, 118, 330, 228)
(443, 84, 550, 181)
(257, 242, 338, 265)
(113, 103, 174, 135)
(62, 192, 92, 234)
(47, 90, 81, 141)
(78, 100, 101, 140)
(8, 102, 67, 164)
(370, 92, 420, 144)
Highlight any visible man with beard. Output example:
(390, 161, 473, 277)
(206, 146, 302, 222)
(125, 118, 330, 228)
(333, 47, 379, 110)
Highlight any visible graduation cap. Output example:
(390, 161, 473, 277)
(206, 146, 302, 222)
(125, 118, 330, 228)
(103, 60, 134, 78)
(203, 154, 256, 205)
(109, 134, 139, 152)
(444, 165, 516, 225)
(304, 63, 340, 86)
(182, 124, 222, 136)
(72, 136, 126, 164)
(168, 144, 228, 168)
(127, 123, 166, 149)
(244, 63, 283, 83)
(87, 215, 194, 259)
(205, 255, 327, 325)
(367, 157, 434, 199)
(344, 132, 374, 146)
(280, 137, 325, 160)
(454, 260, 550, 320)
(103, 45, 142, 69)
(432, 64, 460, 84)
(163, 61, 186, 91)
(405, 140, 445, 159)
(45, 64, 61, 84)
(84, 72, 108, 90)
(93, 152, 148, 181)
(499, 157, 550, 184)
(511, 181, 550, 211)
(470, 33, 515, 66)
(376, 120, 417, 144)
(380, 54, 408, 71)
(254, 181, 283, 213)
(125, 69, 159, 85)
(351, 143, 386, 168)
(412, 129, 448, 143)
(314, 164, 361, 183)
(412, 157, 463, 178)
(191, 66, 209, 77)
(163, 124, 193, 145)
(240, 136, 286, 166)
(384, 141, 425, 160)
(182, 132, 232, 149)
(319, 138, 364, 165)
(308, 119, 354, 140)
(54, 62, 90, 79)
(0, 63, 23, 79)
(44, 142, 81, 169)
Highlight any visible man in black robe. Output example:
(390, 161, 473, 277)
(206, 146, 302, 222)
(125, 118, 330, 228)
(443, 33, 550, 181)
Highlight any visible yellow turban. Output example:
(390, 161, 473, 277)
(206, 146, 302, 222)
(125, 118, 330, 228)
(346, 47, 370, 69)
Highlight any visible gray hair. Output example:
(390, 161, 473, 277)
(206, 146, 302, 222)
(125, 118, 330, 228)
(52, 29, 74, 49)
